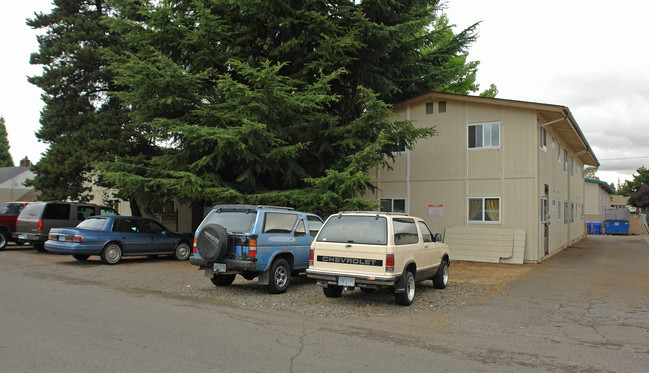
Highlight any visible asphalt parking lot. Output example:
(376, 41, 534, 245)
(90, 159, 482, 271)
(1, 235, 647, 372)
(0, 241, 533, 318)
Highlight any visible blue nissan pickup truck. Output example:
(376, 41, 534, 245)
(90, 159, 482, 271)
(189, 205, 324, 293)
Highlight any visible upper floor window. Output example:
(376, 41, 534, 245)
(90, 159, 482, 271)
(540, 127, 547, 151)
(380, 198, 406, 213)
(439, 101, 447, 113)
(426, 102, 434, 114)
(468, 122, 500, 149)
(563, 149, 568, 172)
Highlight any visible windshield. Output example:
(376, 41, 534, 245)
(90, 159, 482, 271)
(76, 217, 108, 230)
(202, 211, 257, 233)
(0, 203, 24, 215)
(317, 215, 387, 245)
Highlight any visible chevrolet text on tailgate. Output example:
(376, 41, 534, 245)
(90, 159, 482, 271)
(189, 205, 323, 294)
(306, 211, 450, 306)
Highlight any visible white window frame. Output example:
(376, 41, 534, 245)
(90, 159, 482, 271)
(564, 201, 569, 225)
(563, 149, 568, 172)
(557, 143, 561, 163)
(557, 199, 562, 222)
(570, 202, 575, 223)
(380, 197, 407, 214)
(540, 197, 549, 222)
(468, 122, 500, 150)
(468, 196, 501, 224)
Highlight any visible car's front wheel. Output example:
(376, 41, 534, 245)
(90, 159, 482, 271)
(0, 230, 8, 250)
(173, 242, 191, 261)
(100, 243, 122, 265)
(432, 260, 449, 289)
(395, 271, 415, 306)
(267, 258, 291, 294)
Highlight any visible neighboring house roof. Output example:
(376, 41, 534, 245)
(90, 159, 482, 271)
(0, 166, 33, 185)
(585, 178, 614, 194)
(392, 91, 599, 167)
(610, 195, 629, 207)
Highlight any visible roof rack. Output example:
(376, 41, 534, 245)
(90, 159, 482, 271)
(210, 204, 294, 211)
(336, 211, 409, 216)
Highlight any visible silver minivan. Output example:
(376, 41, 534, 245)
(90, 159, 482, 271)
(14, 201, 118, 251)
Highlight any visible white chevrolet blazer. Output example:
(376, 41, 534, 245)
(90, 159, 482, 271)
(306, 211, 450, 306)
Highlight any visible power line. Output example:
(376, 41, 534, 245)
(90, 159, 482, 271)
(599, 156, 649, 161)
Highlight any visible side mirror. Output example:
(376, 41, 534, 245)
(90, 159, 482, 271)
(435, 233, 442, 242)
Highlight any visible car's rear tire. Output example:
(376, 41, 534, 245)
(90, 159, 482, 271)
(210, 274, 236, 286)
(100, 243, 122, 265)
(432, 260, 449, 289)
(395, 271, 415, 306)
(72, 254, 90, 261)
(0, 230, 8, 250)
(323, 285, 343, 298)
(173, 242, 191, 261)
(196, 224, 228, 261)
(267, 258, 291, 294)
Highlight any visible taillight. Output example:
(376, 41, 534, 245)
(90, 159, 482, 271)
(38, 219, 43, 231)
(48, 233, 56, 240)
(192, 236, 197, 254)
(386, 253, 395, 272)
(248, 238, 257, 258)
(308, 248, 314, 266)
(72, 235, 83, 243)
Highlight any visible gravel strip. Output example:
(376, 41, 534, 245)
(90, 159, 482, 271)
(3, 246, 495, 318)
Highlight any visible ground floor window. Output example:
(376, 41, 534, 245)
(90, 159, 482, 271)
(380, 198, 406, 213)
(468, 197, 500, 223)
(564, 201, 568, 224)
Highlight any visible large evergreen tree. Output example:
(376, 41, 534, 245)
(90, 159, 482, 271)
(0, 116, 14, 167)
(27, 0, 149, 210)
(96, 0, 482, 216)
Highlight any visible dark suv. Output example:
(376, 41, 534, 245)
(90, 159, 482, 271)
(14, 201, 118, 251)
(189, 205, 323, 293)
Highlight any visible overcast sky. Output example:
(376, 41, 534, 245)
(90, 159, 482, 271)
(1, 1, 647, 187)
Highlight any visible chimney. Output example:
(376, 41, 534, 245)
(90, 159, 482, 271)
(20, 157, 31, 167)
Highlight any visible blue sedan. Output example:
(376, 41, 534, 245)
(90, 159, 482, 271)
(44, 216, 192, 264)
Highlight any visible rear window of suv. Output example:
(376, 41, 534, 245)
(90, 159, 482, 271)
(43, 204, 71, 220)
(317, 215, 387, 245)
(203, 211, 257, 233)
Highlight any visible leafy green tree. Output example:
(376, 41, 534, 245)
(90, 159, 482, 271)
(584, 167, 598, 180)
(97, 0, 482, 217)
(0, 116, 14, 167)
(26, 0, 148, 211)
(618, 166, 649, 198)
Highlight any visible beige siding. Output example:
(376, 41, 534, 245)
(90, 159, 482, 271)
(378, 96, 592, 263)
(444, 227, 526, 263)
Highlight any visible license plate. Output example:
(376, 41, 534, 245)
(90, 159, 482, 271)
(214, 263, 227, 273)
(338, 276, 355, 287)
(59, 236, 66, 241)
(18, 234, 27, 239)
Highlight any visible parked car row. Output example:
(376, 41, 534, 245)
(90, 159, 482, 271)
(189, 205, 451, 306)
(1, 201, 451, 306)
(1, 201, 190, 264)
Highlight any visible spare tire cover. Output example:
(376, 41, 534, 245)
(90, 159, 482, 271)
(196, 224, 228, 262)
